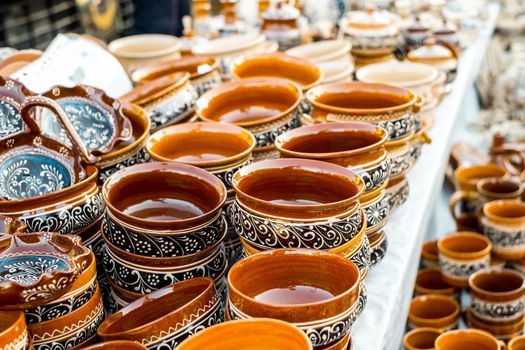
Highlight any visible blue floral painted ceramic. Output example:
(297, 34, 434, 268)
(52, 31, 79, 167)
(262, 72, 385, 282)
(0, 76, 34, 140)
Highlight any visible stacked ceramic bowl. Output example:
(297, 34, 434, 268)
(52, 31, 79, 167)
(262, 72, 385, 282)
(101, 162, 229, 311)
(275, 122, 390, 265)
(146, 122, 256, 269)
(228, 158, 370, 313)
(227, 249, 361, 350)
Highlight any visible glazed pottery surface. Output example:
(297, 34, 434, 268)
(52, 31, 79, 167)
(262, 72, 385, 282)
(435, 329, 504, 350)
(174, 318, 313, 350)
(415, 268, 459, 297)
(509, 336, 525, 350)
(79, 340, 148, 350)
(437, 232, 492, 287)
(408, 295, 460, 330)
(0, 311, 29, 350)
(385, 175, 409, 212)
(286, 40, 351, 64)
(454, 164, 509, 192)
(0, 76, 36, 140)
(421, 240, 439, 268)
(403, 327, 442, 350)
(407, 39, 458, 82)
(466, 309, 525, 341)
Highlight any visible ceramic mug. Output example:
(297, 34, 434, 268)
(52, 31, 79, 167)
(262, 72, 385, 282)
(482, 200, 525, 260)
(469, 268, 525, 322)
(415, 268, 460, 297)
(421, 240, 439, 269)
(437, 232, 492, 287)
(403, 327, 443, 350)
(509, 336, 525, 350)
(434, 329, 506, 350)
(408, 295, 460, 330)
(466, 309, 525, 341)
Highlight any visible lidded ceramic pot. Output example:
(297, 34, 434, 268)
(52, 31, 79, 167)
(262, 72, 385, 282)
(407, 39, 458, 83)
(261, 0, 301, 50)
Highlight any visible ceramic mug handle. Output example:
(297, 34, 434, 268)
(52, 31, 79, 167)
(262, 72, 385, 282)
(413, 95, 424, 114)
(420, 131, 432, 145)
(448, 190, 480, 223)
(20, 95, 99, 164)
(499, 341, 507, 350)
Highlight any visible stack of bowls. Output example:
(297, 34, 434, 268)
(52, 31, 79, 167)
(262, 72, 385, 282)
(228, 158, 370, 306)
(305, 82, 424, 211)
(227, 249, 361, 350)
(146, 122, 256, 268)
(275, 122, 391, 265)
(101, 162, 228, 310)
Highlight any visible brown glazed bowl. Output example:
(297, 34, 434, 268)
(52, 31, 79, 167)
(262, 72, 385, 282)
(230, 53, 323, 91)
(174, 318, 313, 350)
(98, 278, 223, 349)
(275, 122, 390, 193)
(435, 329, 505, 350)
(102, 162, 227, 231)
(408, 295, 460, 330)
(305, 82, 421, 141)
(195, 77, 302, 152)
(231, 158, 365, 221)
(0, 311, 29, 350)
(454, 164, 509, 192)
(509, 336, 525, 350)
(80, 341, 148, 350)
(403, 327, 443, 350)
(415, 268, 460, 297)
(466, 309, 525, 340)
(421, 240, 439, 268)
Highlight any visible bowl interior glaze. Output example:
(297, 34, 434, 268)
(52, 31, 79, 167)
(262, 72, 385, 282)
(435, 330, 500, 350)
(410, 295, 459, 320)
(404, 328, 442, 350)
(470, 270, 523, 294)
(132, 56, 217, 82)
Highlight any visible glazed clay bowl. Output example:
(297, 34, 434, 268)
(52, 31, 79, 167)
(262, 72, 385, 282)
(103, 162, 227, 232)
(305, 82, 421, 141)
(469, 268, 525, 322)
(131, 55, 221, 96)
(231, 158, 365, 221)
(437, 232, 492, 287)
(403, 327, 443, 350)
(385, 175, 409, 212)
(286, 40, 351, 64)
(454, 164, 509, 192)
(227, 249, 360, 348)
(80, 341, 147, 350)
(435, 329, 505, 350)
(0, 311, 29, 350)
(415, 268, 460, 297)
(108, 34, 182, 73)
(275, 122, 390, 194)
(408, 294, 460, 330)
(98, 278, 224, 349)
(482, 200, 525, 260)
(121, 72, 198, 131)
(421, 239, 439, 268)
(195, 77, 302, 152)
(386, 132, 417, 179)
(466, 310, 525, 340)
(509, 336, 525, 350)
(174, 318, 312, 350)
(230, 53, 323, 91)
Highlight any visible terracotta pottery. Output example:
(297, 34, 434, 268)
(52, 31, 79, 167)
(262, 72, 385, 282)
(403, 327, 443, 350)
(108, 34, 182, 73)
(385, 134, 413, 179)
(435, 329, 505, 350)
(174, 318, 312, 350)
(195, 77, 302, 157)
(354, 53, 395, 70)
(0, 311, 29, 350)
(305, 82, 421, 141)
(421, 240, 439, 269)
(0, 76, 39, 140)
(131, 56, 221, 96)
(79, 340, 148, 350)
(28, 283, 105, 350)
(466, 309, 525, 341)
(359, 182, 389, 235)
(469, 268, 525, 322)
(0, 232, 90, 309)
(227, 248, 360, 348)
(231, 53, 323, 92)
(385, 175, 409, 212)
(408, 295, 460, 330)
(0, 216, 27, 235)
(121, 72, 198, 131)
(415, 268, 460, 297)
(454, 164, 509, 192)
(437, 232, 492, 287)
(261, 1, 301, 50)
(368, 230, 388, 266)
(509, 336, 525, 350)
(98, 278, 224, 349)
(407, 39, 458, 84)
(275, 122, 390, 194)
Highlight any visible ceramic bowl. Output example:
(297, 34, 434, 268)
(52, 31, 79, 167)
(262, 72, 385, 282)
(121, 72, 198, 131)
(195, 77, 303, 155)
(421, 240, 439, 269)
(454, 164, 509, 192)
(368, 230, 388, 266)
(0, 311, 29, 350)
(98, 278, 224, 349)
(80, 340, 148, 350)
(227, 248, 360, 348)
(286, 40, 351, 64)
(466, 309, 525, 341)
(384, 175, 409, 212)
(415, 268, 460, 297)
(435, 329, 505, 350)
(275, 122, 390, 194)
(481, 200, 525, 260)
(28, 282, 105, 350)
(174, 318, 312, 350)
(131, 56, 221, 96)
(230, 53, 323, 92)
(385, 133, 415, 178)
(469, 268, 525, 322)
(509, 336, 525, 350)
(0, 76, 38, 140)
(231, 158, 364, 221)
(108, 34, 182, 73)
(403, 327, 443, 350)
(408, 294, 460, 330)
(359, 182, 390, 235)
(437, 232, 492, 287)
(306, 82, 421, 141)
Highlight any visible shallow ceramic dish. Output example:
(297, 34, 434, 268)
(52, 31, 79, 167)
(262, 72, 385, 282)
(131, 56, 221, 96)
(0, 311, 29, 350)
(230, 53, 323, 92)
(98, 278, 224, 349)
(231, 158, 365, 221)
(228, 248, 360, 348)
(0, 232, 90, 309)
(121, 72, 198, 131)
(175, 318, 312, 350)
(305, 82, 421, 141)
(408, 294, 460, 330)
(196, 77, 302, 153)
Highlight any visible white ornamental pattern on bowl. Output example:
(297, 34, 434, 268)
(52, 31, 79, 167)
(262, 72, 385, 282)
(103, 245, 227, 295)
(385, 178, 409, 212)
(228, 200, 364, 250)
(388, 146, 412, 179)
(369, 233, 388, 267)
(251, 111, 302, 148)
(97, 147, 151, 184)
(481, 218, 525, 258)
(0, 99, 23, 139)
(193, 70, 222, 97)
(362, 193, 389, 233)
(20, 192, 105, 235)
(103, 212, 226, 258)
(347, 34, 398, 52)
(471, 296, 525, 322)
(439, 254, 490, 282)
(213, 157, 252, 190)
(147, 83, 198, 131)
(356, 161, 390, 193)
(348, 234, 371, 278)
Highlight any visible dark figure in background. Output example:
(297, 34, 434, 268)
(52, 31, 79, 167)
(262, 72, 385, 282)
(130, 0, 191, 36)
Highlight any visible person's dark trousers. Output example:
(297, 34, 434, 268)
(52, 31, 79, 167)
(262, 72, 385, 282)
(129, 0, 191, 36)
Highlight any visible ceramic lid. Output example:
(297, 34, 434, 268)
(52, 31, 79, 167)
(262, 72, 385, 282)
(408, 16, 429, 33)
(343, 8, 398, 36)
(121, 72, 190, 106)
(433, 19, 457, 36)
(407, 39, 457, 70)
(263, 1, 300, 20)
(131, 56, 218, 82)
